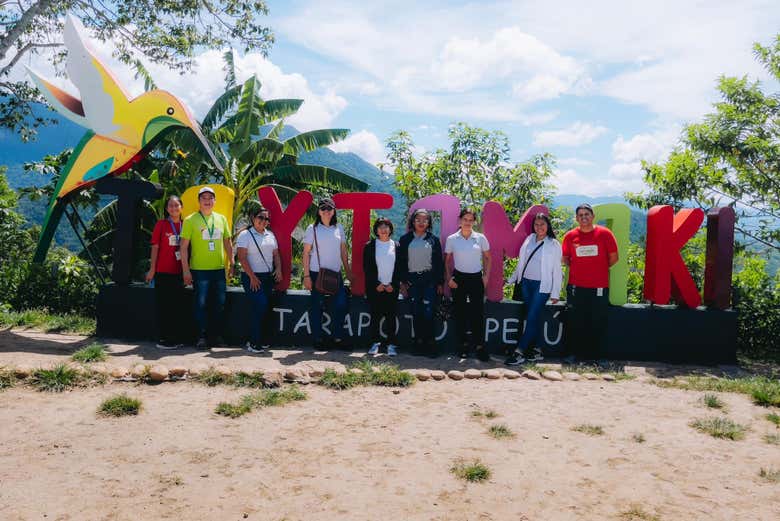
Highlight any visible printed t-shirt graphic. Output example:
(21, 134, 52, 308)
(151, 218, 183, 274)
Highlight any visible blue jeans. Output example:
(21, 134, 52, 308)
(241, 272, 274, 345)
(407, 271, 436, 343)
(192, 269, 226, 339)
(309, 271, 348, 342)
(517, 277, 550, 353)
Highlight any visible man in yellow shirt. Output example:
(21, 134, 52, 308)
(180, 186, 233, 349)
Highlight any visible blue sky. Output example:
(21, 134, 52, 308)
(13, 0, 780, 196)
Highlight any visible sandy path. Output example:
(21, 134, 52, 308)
(1, 375, 779, 520)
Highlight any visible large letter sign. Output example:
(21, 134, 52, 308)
(482, 202, 548, 302)
(593, 203, 631, 306)
(644, 205, 705, 308)
(704, 207, 736, 310)
(333, 192, 394, 296)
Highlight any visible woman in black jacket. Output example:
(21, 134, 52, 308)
(363, 217, 401, 356)
(397, 209, 445, 357)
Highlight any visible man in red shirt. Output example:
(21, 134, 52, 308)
(561, 203, 619, 363)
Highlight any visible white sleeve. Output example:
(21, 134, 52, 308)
(444, 235, 454, 254)
(480, 233, 490, 251)
(303, 224, 314, 245)
(235, 230, 249, 249)
(337, 224, 346, 243)
(550, 240, 563, 299)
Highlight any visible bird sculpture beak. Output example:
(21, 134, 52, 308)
(192, 124, 223, 172)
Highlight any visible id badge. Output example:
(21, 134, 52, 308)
(576, 245, 598, 257)
(175, 251, 181, 261)
(208, 241, 215, 251)
(168, 235, 179, 247)
(597, 287, 604, 297)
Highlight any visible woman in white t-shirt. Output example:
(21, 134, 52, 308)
(236, 206, 282, 353)
(444, 207, 492, 361)
(363, 217, 401, 356)
(505, 213, 562, 366)
(302, 197, 353, 350)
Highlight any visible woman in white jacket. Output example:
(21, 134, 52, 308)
(505, 213, 562, 365)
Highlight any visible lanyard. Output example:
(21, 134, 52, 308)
(168, 218, 181, 239)
(198, 212, 215, 239)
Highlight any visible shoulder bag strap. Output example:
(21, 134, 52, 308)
(520, 240, 545, 281)
(313, 225, 321, 270)
(248, 229, 273, 272)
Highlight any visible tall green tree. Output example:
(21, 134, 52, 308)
(0, 1, 274, 141)
(628, 34, 780, 254)
(385, 123, 556, 223)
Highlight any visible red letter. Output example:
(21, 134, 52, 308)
(481, 202, 548, 302)
(643, 205, 704, 308)
(258, 186, 312, 291)
(704, 207, 735, 310)
(332, 192, 394, 296)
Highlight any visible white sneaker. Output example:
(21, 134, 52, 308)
(368, 342, 381, 355)
(387, 344, 398, 357)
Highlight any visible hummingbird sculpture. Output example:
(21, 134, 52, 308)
(27, 14, 222, 262)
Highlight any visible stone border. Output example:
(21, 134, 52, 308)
(4, 363, 625, 385)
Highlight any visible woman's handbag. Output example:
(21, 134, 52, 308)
(313, 226, 340, 295)
(512, 240, 545, 302)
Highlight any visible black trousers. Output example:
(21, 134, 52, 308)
(452, 270, 485, 348)
(565, 284, 609, 360)
(368, 289, 398, 344)
(154, 272, 186, 343)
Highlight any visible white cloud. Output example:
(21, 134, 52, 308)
(557, 157, 595, 167)
(329, 129, 386, 165)
(611, 127, 680, 164)
(533, 122, 608, 147)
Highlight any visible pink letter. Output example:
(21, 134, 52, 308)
(408, 194, 461, 295)
(482, 202, 549, 302)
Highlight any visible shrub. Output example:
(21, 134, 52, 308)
(690, 417, 748, 440)
(450, 459, 491, 483)
(72, 342, 108, 363)
(30, 364, 80, 392)
(99, 394, 142, 416)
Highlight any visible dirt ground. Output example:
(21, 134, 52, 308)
(1, 328, 779, 521)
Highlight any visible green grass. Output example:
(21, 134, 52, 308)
(194, 367, 232, 387)
(764, 433, 780, 445)
(0, 367, 15, 391)
(71, 342, 108, 363)
(318, 361, 415, 390)
(450, 459, 491, 483)
(690, 417, 748, 440)
(232, 371, 267, 388)
(572, 424, 605, 436)
(0, 309, 96, 335)
(471, 408, 499, 419)
(30, 364, 80, 392)
(758, 467, 780, 483)
(653, 376, 780, 407)
(560, 363, 636, 381)
(488, 424, 515, 439)
(215, 386, 307, 418)
(766, 413, 780, 427)
(702, 393, 726, 410)
(618, 504, 661, 521)
(98, 394, 142, 416)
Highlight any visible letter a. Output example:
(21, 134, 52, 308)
(643, 205, 704, 308)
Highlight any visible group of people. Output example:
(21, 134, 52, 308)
(146, 187, 618, 364)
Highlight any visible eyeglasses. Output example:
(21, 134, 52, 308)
(319, 206, 335, 211)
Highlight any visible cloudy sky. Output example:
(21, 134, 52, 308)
(15, 0, 780, 196)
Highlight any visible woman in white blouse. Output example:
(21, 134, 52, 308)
(505, 213, 562, 366)
(363, 217, 401, 356)
(236, 206, 282, 353)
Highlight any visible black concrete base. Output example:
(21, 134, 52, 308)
(97, 284, 737, 364)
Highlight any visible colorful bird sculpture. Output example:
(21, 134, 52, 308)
(27, 14, 221, 262)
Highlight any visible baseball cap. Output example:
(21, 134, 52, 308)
(575, 202, 593, 214)
(198, 186, 216, 197)
(318, 197, 336, 209)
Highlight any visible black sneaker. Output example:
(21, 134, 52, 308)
(155, 340, 178, 350)
(505, 353, 525, 366)
(525, 349, 544, 362)
(475, 346, 490, 362)
(195, 337, 209, 350)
